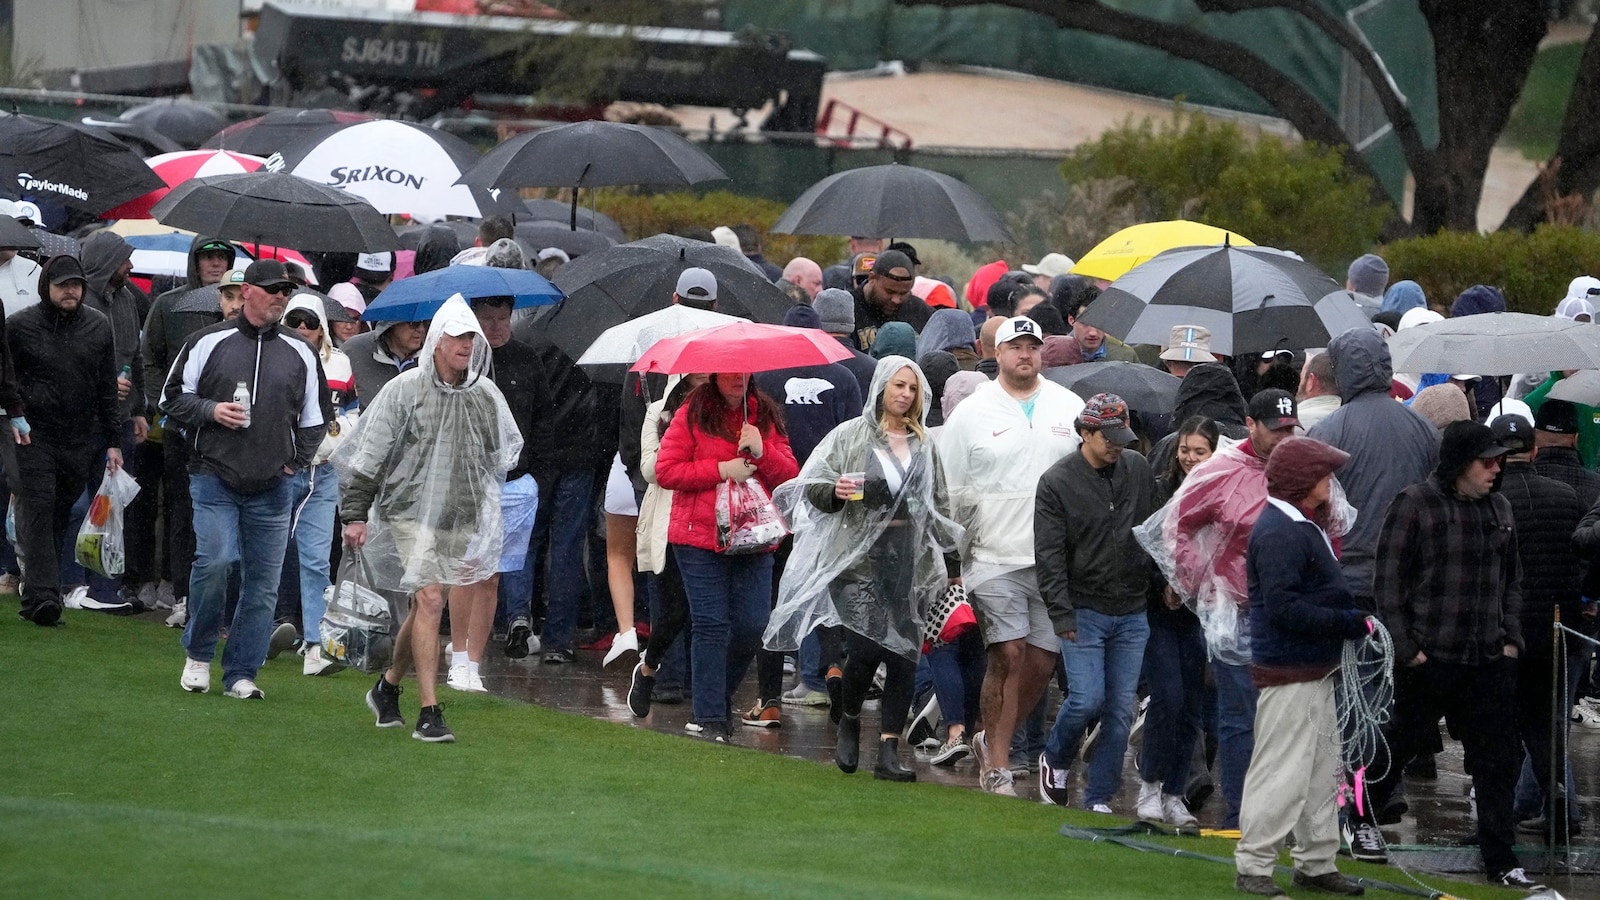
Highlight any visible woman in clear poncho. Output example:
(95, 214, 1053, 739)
(335, 293, 522, 738)
(765, 355, 962, 781)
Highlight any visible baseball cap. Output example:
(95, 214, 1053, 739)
(197, 239, 234, 255)
(1535, 398, 1579, 434)
(1489, 414, 1534, 454)
(994, 316, 1043, 347)
(1249, 389, 1299, 430)
(1021, 252, 1076, 279)
(674, 267, 717, 304)
(44, 255, 87, 285)
(1079, 393, 1136, 446)
(850, 252, 879, 279)
(1159, 325, 1217, 363)
(872, 250, 914, 280)
(13, 201, 41, 224)
(219, 267, 247, 288)
(355, 251, 395, 277)
(243, 259, 295, 290)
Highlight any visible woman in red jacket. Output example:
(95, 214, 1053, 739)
(656, 372, 799, 742)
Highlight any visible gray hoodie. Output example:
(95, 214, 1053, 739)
(1306, 327, 1439, 600)
(80, 230, 145, 420)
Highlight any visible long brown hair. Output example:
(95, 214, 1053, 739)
(684, 379, 787, 442)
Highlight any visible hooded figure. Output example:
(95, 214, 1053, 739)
(141, 235, 232, 412)
(283, 293, 358, 464)
(870, 321, 917, 361)
(334, 294, 523, 592)
(1380, 280, 1426, 316)
(1146, 363, 1248, 476)
(765, 356, 963, 665)
(916, 308, 978, 370)
(413, 226, 460, 276)
(80, 230, 147, 423)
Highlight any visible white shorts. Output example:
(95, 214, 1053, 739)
(497, 474, 539, 574)
(971, 568, 1058, 653)
(604, 453, 640, 517)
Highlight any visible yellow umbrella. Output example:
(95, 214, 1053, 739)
(106, 217, 194, 238)
(1072, 220, 1253, 282)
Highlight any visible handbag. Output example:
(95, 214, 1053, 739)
(923, 582, 978, 652)
(715, 476, 789, 555)
(319, 551, 395, 674)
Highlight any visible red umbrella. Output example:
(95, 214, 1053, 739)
(102, 150, 268, 220)
(630, 322, 854, 375)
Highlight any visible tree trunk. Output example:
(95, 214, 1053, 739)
(1501, 24, 1600, 232)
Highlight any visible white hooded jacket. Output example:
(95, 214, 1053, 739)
(283, 292, 357, 466)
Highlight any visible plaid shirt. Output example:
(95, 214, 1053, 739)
(1533, 445, 1600, 510)
(1374, 476, 1523, 665)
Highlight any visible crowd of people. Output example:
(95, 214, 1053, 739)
(11, 210, 1600, 895)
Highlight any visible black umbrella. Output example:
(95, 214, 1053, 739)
(394, 221, 479, 251)
(0, 215, 42, 251)
(456, 121, 727, 229)
(771, 163, 1012, 243)
(287, 286, 356, 324)
(150, 171, 399, 252)
(534, 233, 787, 360)
(78, 117, 184, 156)
(1078, 245, 1370, 356)
(1043, 361, 1181, 413)
(202, 109, 373, 156)
(515, 222, 616, 258)
(118, 100, 227, 150)
(521, 199, 626, 241)
(0, 112, 165, 214)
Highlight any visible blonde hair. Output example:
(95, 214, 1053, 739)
(878, 366, 927, 441)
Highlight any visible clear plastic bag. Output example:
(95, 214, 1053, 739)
(319, 551, 395, 674)
(715, 477, 789, 555)
(74, 467, 140, 578)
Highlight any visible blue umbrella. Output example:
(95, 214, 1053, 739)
(361, 266, 565, 322)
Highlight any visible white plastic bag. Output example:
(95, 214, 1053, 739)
(74, 467, 139, 578)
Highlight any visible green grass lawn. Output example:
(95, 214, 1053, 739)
(1, 606, 1515, 898)
(1504, 42, 1585, 161)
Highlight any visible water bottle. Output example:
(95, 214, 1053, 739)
(234, 381, 251, 428)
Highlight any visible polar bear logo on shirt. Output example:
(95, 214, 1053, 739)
(785, 377, 835, 405)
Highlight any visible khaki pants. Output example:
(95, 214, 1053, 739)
(1234, 678, 1341, 877)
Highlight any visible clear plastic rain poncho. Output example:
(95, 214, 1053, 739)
(1134, 436, 1356, 665)
(763, 356, 963, 662)
(333, 294, 523, 592)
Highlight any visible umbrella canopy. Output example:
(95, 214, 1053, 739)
(522, 199, 626, 241)
(1072, 220, 1255, 283)
(515, 222, 616, 258)
(286, 286, 355, 324)
(577, 305, 743, 382)
(203, 108, 373, 156)
(102, 150, 269, 220)
(269, 119, 518, 218)
(1547, 370, 1600, 406)
(1043, 360, 1180, 413)
(770, 163, 1011, 243)
(362, 265, 564, 322)
(78, 118, 184, 156)
(631, 321, 854, 376)
(534, 233, 789, 360)
(0, 112, 166, 214)
(150, 171, 399, 252)
(0, 215, 42, 251)
(118, 100, 227, 150)
(1387, 313, 1600, 376)
(1079, 245, 1369, 356)
(123, 232, 316, 282)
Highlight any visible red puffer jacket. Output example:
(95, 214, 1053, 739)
(656, 395, 799, 553)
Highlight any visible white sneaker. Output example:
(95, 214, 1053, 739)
(180, 657, 210, 693)
(467, 671, 488, 693)
(602, 628, 639, 668)
(1136, 779, 1165, 822)
(1573, 703, 1600, 730)
(1089, 803, 1114, 814)
(447, 663, 471, 692)
(165, 598, 188, 629)
(62, 585, 89, 609)
(224, 678, 265, 699)
(1163, 793, 1199, 829)
(266, 622, 299, 660)
(302, 643, 342, 676)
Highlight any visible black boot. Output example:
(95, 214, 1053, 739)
(874, 736, 916, 782)
(835, 713, 860, 774)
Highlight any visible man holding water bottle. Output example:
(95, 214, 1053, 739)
(161, 260, 330, 700)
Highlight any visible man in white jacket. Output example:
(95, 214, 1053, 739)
(940, 316, 1085, 796)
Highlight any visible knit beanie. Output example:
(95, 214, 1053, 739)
(814, 288, 855, 334)
(1265, 437, 1350, 505)
(1347, 253, 1389, 296)
(1041, 334, 1084, 369)
(782, 303, 822, 330)
(1450, 284, 1507, 318)
(1410, 384, 1472, 430)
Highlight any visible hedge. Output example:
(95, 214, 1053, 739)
(1378, 225, 1600, 315)
(591, 190, 845, 266)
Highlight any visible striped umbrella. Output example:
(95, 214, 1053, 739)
(1078, 245, 1371, 356)
(102, 150, 268, 220)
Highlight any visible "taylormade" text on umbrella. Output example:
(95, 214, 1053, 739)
(16, 174, 88, 201)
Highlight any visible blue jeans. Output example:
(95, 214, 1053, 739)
(928, 630, 986, 735)
(182, 472, 293, 690)
(288, 463, 338, 642)
(674, 545, 772, 726)
(1044, 608, 1150, 806)
(526, 469, 595, 651)
(1212, 659, 1259, 828)
(1138, 610, 1206, 792)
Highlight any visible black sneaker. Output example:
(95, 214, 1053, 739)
(1037, 752, 1072, 806)
(627, 659, 655, 718)
(686, 720, 730, 743)
(413, 705, 456, 743)
(365, 676, 405, 729)
(1291, 870, 1364, 896)
(505, 617, 533, 660)
(19, 597, 62, 627)
(1491, 867, 1547, 891)
(1340, 820, 1387, 863)
(1234, 873, 1288, 898)
(542, 647, 574, 665)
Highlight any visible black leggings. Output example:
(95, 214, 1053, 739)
(644, 545, 688, 670)
(840, 631, 918, 735)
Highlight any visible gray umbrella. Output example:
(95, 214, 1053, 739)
(0, 215, 42, 251)
(1043, 360, 1180, 413)
(515, 222, 616, 258)
(522, 199, 626, 242)
(1387, 312, 1600, 376)
(771, 163, 1012, 243)
(118, 100, 227, 150)
(151, 171, 398, 252)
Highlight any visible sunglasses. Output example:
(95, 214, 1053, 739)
(283, 312, 321, 329)
(257, 283, 295, 296)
